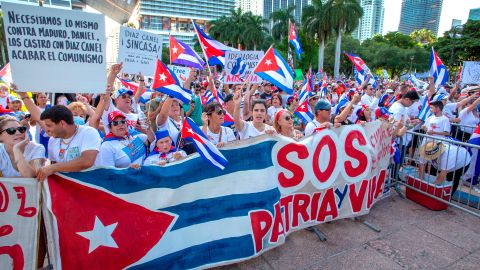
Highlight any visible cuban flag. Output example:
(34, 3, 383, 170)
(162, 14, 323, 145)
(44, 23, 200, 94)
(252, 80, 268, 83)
(152, 59, 192, 104)
(465, 125, 480, 186)
(117, 77, 139, 92)
(201, 90, 215, 105)
(429, 47, 449, 87)
(169, 35, 205, 70)
(288, 21, 303, 60)
(320, 75, 328, 98)
(0, 63, 12, 85)
(222, 112, 235, 127)
(181, 117, 228, 170)
(254, 47, 294, 94)
(417, 95, 431, 122)
(294, 100, 314, 124)
(345, 52, 377, 88)
(192, 21, 237, 67)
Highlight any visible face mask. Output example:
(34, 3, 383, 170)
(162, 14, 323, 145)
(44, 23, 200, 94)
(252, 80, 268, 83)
(73, 116, 85, 125)
(155, 97, 161, 103)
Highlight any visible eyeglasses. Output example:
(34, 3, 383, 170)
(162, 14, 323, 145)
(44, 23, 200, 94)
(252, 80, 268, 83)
(0, 126, 27, 135)
(284, 116, 292, 121)
(111, 120, 127, 126)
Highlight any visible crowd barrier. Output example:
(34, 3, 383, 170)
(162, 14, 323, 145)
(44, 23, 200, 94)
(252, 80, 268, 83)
(390, 128, 480, 217)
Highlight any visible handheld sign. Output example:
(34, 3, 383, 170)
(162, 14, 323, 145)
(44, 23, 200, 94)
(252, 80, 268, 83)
(1, 2, 106, 93)
(224, 51, 263, 84)
(118, 26, 163, 76)
(461, 61, 480, 85)
(167, 65, 190, 85)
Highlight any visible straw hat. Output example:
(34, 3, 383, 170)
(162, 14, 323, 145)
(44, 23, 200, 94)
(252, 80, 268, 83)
(419, 141, 445, 160)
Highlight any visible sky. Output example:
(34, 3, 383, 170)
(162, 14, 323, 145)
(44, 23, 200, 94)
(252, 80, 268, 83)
(382, 0, 480, 36)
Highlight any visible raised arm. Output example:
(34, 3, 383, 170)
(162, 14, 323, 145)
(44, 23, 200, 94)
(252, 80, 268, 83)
(156, 96, 173, 127)
(233, 89, 245, 132)
(134, 73, 144, 104)
(104, 63, 123, 111)
(88, 86, 113, 129)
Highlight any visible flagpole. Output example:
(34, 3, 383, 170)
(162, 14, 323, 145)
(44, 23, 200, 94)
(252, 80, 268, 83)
(191, 19, 212, 76)
(169, 33, 172, 65)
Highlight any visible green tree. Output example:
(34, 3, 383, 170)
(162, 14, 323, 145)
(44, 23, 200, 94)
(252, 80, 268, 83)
(242, 12, 268, 50)
(325, 0, 363, 78)
(0, 10, 7, 66)
(410, 29, 437, 46)
(270, 6, 296, 42)
(302, 0, 332, 71)
(324, 34, 361, 77)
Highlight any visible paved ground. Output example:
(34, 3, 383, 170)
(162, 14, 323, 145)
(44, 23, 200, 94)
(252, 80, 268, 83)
(216, 191, 480, 270)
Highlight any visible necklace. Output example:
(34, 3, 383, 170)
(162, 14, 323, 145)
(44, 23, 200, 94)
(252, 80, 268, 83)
(58, 125, 79, 160)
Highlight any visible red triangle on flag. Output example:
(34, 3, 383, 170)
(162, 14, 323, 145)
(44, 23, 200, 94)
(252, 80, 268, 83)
(152, 59, 177, 89)
(254, 47, 279, 73)
(169, 36, 185, 62)
(47, 174, 176, 270)
(288, 24, 297, 40)
(296, 101, 310, 113)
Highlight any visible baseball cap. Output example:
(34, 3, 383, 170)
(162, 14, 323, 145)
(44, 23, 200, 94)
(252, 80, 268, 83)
(375, 107, 391, 119)
(108, 110, 126, 124)
(8, 95, 21, 102)
(386, 89, 394, 93)
(113, 88, 134, 99)
(314, 99, 331, 112)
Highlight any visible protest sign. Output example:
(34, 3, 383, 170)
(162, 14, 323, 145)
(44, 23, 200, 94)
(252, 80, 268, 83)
(118, 27, 162, 76)
(1, 2, 106, 93)
(461, 61, 480, 85)
(0, 178, 40, 270)
(42, 121, 392, 269)
(167, 65, 190, 85)
(224, 51, 263, 84)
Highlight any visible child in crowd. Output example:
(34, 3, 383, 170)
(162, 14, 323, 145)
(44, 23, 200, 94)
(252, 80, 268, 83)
(144, 130, 186, 166)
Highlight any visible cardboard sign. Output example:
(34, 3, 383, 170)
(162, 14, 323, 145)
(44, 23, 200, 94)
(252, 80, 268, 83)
(0, 178, 40, 270)
(224, 51, 263, 84)
(1, 2, 106, 93)
(118, 27, 163, 76)
(461, 61, 480, 85)
(167, 65, 190, 85)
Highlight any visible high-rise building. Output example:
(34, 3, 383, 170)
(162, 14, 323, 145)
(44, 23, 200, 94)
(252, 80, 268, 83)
(6, 0, 72, 9)
(469, 7, 480, 21)
(263, 0, 311, 29)
(237, 0, 264, 16)
(352, 0, 384, 42)
(451, 19, 462, 28)
(398, 0, 443, 36)
(138, 0, 236, 47)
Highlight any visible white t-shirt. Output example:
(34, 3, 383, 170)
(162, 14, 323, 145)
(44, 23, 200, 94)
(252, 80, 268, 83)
(459, 108, 479, 134)
(305, 119, 322, 137)
(0, 142, 45, 177)
(267, 106, 283, 122)
(360, 94, 378, 110)
(206, 126, 236, 145)
(423, 115, 451, 140)
(156, 116, 183, 145)
(144, 150, 187, 165)
(96, 133, 147, 168)
(102, 105, 139, 134)
(408, 100, 422, 131)
(419, 144, 471, 172)
(389, 101, 412, 145)
(443, 103, 457, 120)
(0, 96, 7, 108)
(238, 121, 275, 140)
(48, 125, 101, 165)
(34, 106, 48, 144)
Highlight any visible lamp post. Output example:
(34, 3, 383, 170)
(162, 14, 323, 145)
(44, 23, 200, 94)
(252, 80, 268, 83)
(449, 25, 463, 70)
(409, 55, 414, 74)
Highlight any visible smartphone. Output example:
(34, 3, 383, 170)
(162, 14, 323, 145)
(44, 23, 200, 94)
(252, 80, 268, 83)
(25, 114, 31, 119)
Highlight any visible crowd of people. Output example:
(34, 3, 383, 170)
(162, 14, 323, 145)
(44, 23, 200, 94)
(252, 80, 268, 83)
(0, 63, 479, 195)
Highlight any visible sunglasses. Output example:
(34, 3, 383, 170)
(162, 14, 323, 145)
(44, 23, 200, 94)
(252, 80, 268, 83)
(209, 109, 225, 115)
(0, 126, 27, 135)
(111, 120, 127, 126)
(284, 116, 292, 121)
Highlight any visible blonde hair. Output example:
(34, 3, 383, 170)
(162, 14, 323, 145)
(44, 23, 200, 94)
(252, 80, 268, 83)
(273, 109, 291, 133)
(0, 115, 19, 142)
(67, 102, 87, 114)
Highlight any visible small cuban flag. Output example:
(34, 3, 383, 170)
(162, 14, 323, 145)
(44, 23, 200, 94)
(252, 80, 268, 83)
(294, 100, 314, 124)
(429, 47, 449, 87)
(181, 117, 228, 170)
(254, 47, 294, 94)
(170, 35, 205, 70)
(152, 59, 192, 104)
(288, 20, 303, 60)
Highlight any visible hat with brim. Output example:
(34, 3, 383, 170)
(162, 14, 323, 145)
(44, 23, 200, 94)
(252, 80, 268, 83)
(419, 142, 445, 160)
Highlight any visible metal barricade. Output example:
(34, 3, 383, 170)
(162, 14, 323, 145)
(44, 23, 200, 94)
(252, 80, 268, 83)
(390, 131, 480, 217)
(450, 123, 477, 142)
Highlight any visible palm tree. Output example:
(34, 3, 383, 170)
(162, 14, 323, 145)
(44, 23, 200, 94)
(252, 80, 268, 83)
(270, 6, 296, 42)
(0, 11, 6, 66)
(325, 0, 363, 78)
(302, 0, 332, 71)
(243, 13, 268, 50)
(410, 29, 437, 46)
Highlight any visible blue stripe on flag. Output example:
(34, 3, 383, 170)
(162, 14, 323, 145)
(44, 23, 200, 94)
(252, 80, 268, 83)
(129, 235, 255, 270)
(62, 141, 276, 192)
(164, 188, 279, 230)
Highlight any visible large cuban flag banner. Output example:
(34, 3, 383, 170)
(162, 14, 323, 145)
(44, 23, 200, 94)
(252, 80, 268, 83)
(41, 121, 392, 269)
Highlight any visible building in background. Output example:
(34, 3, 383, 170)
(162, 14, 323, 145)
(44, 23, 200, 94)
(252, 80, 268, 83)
(469, 7, 480, 21)
(236, 0, 263, 16)
(138, 0, 235, 47)
(352, 0, 384, 42)
(263, 0, 311, 30)
(398, 0, 443, 36)
(451, 19, 462, 28)
(6, 0, 73, 8)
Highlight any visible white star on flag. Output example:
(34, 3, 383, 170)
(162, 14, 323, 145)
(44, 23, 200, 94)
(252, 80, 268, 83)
(300, 104, 305, 109)
(186, 128, 194, 135)
(159, 73, 167, 82)
(172, 46, 178, 54)
(77, 216, 119, 254)
(265, 59, 272, 66)
(292, 30, 296, 37)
